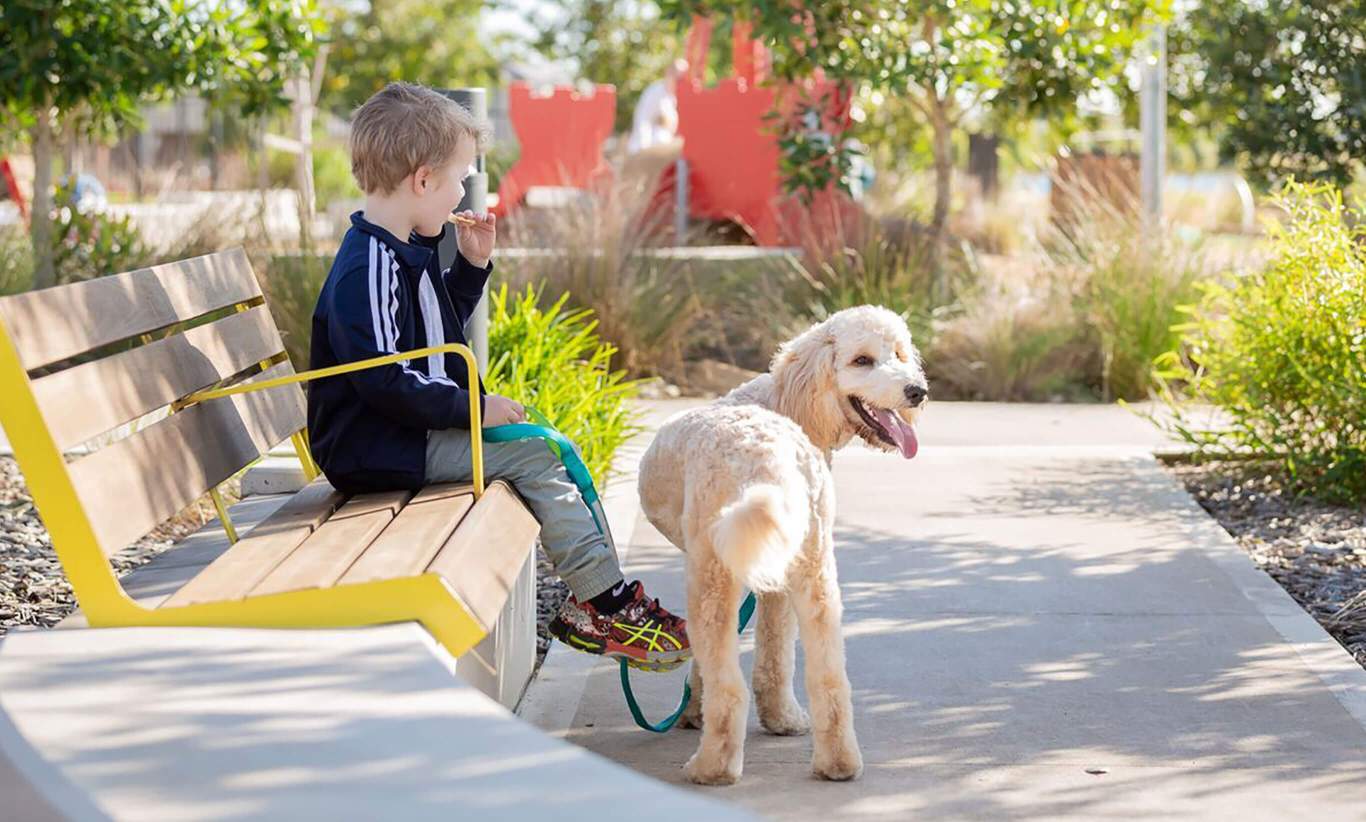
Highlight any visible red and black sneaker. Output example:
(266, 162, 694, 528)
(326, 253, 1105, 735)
(548, 580, 690, 672)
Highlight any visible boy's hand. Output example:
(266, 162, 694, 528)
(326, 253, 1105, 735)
(481, 393, 525, 427)
(456, 210, 495, 269)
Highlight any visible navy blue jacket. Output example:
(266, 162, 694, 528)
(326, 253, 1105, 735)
(307, 211, 491, 493)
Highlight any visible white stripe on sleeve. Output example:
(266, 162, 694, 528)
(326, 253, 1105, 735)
(367, 237, 385, 349)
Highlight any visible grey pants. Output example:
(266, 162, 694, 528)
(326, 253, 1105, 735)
(425, 428, 623, 602)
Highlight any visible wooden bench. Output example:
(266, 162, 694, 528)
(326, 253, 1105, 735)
(0, 248, 541, 679)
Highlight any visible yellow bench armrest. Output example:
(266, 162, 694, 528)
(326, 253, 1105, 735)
(176, 344, 486, 496)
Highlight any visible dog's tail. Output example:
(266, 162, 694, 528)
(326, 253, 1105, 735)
(710, 484, 805, 593)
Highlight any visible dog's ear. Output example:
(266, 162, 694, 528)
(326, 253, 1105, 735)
(770, 323, 844, 449)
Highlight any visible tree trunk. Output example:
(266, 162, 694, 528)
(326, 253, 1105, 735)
(968, 132, 1000, 199)
(30, 101, 56, 290)
(928, 97, 954, 302)
(292, 67, 316, 252)
(209, 111, 222, 190)
(256, 122, 271, 239)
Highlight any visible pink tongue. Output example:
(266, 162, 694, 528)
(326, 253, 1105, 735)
(872, 408, 919, 459)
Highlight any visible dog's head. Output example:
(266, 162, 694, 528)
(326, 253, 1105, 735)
(770, 305, 928, 457)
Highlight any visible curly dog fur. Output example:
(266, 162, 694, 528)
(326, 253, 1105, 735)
(638, 305, 928, 785)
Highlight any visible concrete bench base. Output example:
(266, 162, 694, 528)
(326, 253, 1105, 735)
(0, 624, 752, 821)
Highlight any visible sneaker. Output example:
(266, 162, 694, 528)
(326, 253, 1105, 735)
(548, 580, 690, 672)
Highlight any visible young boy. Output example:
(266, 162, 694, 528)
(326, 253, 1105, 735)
(308, 82, 689, 670)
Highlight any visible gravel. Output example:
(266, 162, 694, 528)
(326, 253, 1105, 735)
(1167, 461, 1366, 667)
(0, 457, 221, 636)
(535, 545, 571, 661)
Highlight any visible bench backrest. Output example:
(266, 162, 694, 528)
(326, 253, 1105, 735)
(0, 248, 306, 614)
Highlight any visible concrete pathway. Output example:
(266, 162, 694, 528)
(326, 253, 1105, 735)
(521, 401, 1366, 819)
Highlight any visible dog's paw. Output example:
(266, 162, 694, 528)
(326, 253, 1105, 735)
(811, 740, 863, 782)
(684, 752, 741, 786)
(758, 701, 810, 736)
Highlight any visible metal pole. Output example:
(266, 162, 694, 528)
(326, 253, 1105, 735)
(437, 88, 490, 374)
(674, 156, 689, 245)
(1140, 25, 1166, 224)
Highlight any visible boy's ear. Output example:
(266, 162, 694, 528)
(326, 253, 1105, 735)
(412, 165, 431, 194)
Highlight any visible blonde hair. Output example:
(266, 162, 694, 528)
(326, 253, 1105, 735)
(349, 82, 492, 194)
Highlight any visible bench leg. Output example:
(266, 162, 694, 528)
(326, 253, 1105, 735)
(455, 542, 537, 709)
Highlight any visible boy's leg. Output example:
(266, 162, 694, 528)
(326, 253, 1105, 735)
(425, 427, 689, 670)
(425, 430, 621, 602)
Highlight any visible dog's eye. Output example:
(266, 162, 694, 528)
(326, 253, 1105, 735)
(852, 355, 874, 367)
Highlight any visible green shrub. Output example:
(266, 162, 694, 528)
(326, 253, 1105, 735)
(665, 250, 798, 372)
(485, 142, 519, 195)
(261, 253, 330, 369)
(50, 179, 150, 284)
(487, 284, 642, 487)
(312, 144, 361, 211)
(500, 178, 704, 378)
(919, 193, 1213, 402)
(1049, 197, 1208, 401)
(746, 215, 944, 368)
(781, 218, 938, 336)
(927, 255, 1094, 401)
(260, 251, 327, 365)
(266, 143, 361, 212)
(0, 228, 33, 295)
(267, 147, 297, 189)
(1156, 180, 1366, 503)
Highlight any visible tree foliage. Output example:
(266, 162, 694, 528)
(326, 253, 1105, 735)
(1168, 0, 1366, 188)
(0, 0, 323, 133)
(0, 0, 323, 288)
(320, 0, 499, 116)
(656, 0, 1165, 260)
(530, 0, 684, 133)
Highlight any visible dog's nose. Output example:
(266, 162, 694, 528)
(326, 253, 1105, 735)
(904, 384, 928, 406)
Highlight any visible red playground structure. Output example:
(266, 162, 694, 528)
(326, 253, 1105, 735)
(492, 18, 858, 246)
(674, 17, 858, 246)
(490, 83, 616, 218)
(1, 157, 28, 223)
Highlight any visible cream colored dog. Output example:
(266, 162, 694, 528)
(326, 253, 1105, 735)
(638, 305, 927, 785)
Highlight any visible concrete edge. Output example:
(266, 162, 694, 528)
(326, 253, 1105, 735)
(1147, 454, 1366, 732)
(240, 456, 308, 496)
(0, 669, 111, 821)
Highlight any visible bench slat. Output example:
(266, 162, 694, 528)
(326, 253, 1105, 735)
(31, 306, 287, 450)
(0, 249, 262, 371)
(426, 481, 540, 630)
(67, 361, 306, 558)
(340, 484, 476, 584)
(410, 482, 477, 505)
(159, 479, 346, 607)
(250, 491, 412, 596)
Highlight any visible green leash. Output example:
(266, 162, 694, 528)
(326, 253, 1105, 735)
(484, 407, 757, 733)
(620, 590, 757, 733)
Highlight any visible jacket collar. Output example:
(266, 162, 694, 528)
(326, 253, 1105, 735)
(350, 211, 433, 270)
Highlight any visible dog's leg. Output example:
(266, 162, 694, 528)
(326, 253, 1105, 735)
(753, 590, 810, 736)
(792, 545, 863, 781)
(677, 664, 704, 729)
(683, 554, 747, 786)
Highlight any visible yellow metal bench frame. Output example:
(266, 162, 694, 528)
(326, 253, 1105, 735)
(0, 300, 506, 661)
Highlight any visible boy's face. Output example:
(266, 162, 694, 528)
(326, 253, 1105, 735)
(411, 135, 477, 236)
